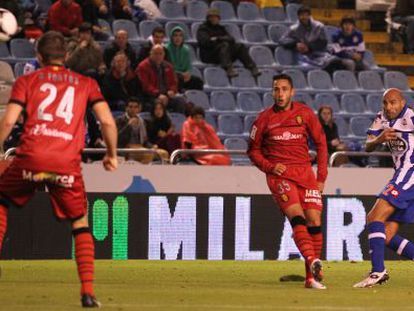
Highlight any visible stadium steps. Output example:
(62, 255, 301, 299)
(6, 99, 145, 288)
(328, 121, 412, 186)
(366, 42, 404, 54)
(375, 53, 414, 66)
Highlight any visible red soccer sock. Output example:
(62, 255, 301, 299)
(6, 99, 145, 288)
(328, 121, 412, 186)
(73, 228, 95, 296)
(0, 203, 8, 253)
(292, 222, 316, 280)
(308, 227, 323, 259)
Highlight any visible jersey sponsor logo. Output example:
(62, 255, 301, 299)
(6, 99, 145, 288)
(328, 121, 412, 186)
(304, 189, 322, 205)
(387, 137, 407, 153)
(22, 169, 74, 188)
(296, 115, 303, 125)
(250, 125, 257, 140)
(30, 123, 73, 141)
(272, 131, 303, 141)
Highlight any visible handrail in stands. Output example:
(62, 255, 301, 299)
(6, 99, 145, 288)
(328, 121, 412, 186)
(329, 151, 391, 167)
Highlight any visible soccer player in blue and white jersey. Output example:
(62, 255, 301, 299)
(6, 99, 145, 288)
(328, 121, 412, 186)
(354, 88, 414, 288)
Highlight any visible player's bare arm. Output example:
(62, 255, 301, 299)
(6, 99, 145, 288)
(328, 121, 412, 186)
(365, 129, 397, 152)
(92, 101, 118, 171)
(0, 103, 23, 155)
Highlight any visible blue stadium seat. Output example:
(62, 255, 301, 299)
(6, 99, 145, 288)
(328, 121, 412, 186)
(218, 114, 244, 136)
(350, 116, 372, 137)
(341, 94, 366, 114)
(244, 114, 257, 134)
(335, 115, 349, 137)
(366, 94, 382, 113)
(358, 70, 384, 91)
(307, 70, 334, 91)
(210, 91, 237, 111)
(211, 1, 237, 21)
(139, 112, 151, 121)
(159, 0, 186, 20)
(186, 0, 208, 20)
(165, 22, 191, 41)
(275, 46, 298, 67)
(384, 71, 411, 91)
(268, 24, 289, 44)
(222, 23, 244, 42)
(363, 50, 384, 71)
(10, 39, 35, 59)
(263, 92, 274, 107)
(333, 70, 360, 91)
(286, 3, 301, 22)
(187, 45, 204, 67)
(263, 7, 287, 22)
(139, 20, 162, 40)
(204, 67, 231, 90)
(324, 25, 339, 43)
(0, 43, 10, 59)
(205, 112, 217, 129)
(242, 24, 268, 44)
(112, 19, 139, 40)
(224, 137, 248, 150)
(313, 93, 340, 113)
(98, 18, 113, 38)
(237, 91, 263, 112)
(191, 67, 203, 79)
(185, 90, 210, 111)
(191, 22, 202, 40)
(282, 69, 308, 90)
(36, 0, 52, 12)
(293, 92, 313, 107)
(257, 68, 278, 90)
(169, 112, 186, 132)
(249, 46, 276, 67)
(231, 68, 257, 90)
(237, 2, 265, 22)
(14, 62, 25, 78)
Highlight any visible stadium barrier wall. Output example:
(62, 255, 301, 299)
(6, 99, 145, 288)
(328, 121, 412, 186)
(3, 193, 412, 261)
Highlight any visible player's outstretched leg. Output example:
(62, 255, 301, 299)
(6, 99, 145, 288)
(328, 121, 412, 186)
(73, 226, 101, 308)
(388, 234, 414, 259)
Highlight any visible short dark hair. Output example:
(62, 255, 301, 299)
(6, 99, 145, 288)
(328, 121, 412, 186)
(36, 31, 66, 64)
(340, 16, 356, 26)
(273, 74, 293, 87)
(152, 26, 166, 36)
(191, 106, 205, 118)
(127, 97, 142, 106)
(297, 5, 311, 16)
(79, 22, 93, 33)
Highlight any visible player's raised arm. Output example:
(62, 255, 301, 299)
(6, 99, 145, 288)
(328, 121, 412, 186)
(0, 103, 23, 155)
(92, 101, 118, 171)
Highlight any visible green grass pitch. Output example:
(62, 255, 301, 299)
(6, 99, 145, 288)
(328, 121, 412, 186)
(0, 260, 413, 310)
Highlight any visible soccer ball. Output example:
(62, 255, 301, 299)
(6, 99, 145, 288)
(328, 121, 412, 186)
(0, 8, 18, 42)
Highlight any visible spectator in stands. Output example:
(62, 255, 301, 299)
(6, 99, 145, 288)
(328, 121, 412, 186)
(280, 5, 344, 73)
(196, 8, 261, 78)
(332, 16, 369, 72)
(391, 0, 414, 54)
(66, 22, 105, 77)
(103, 29, 137, 69)
(166, 26, 203, 92)
(137, 26, 170, 64)
(318, 105, 347, 155)
(116, 98, 168, 163)
(146, 100, 181, 155)
(137, 44, 186, 113)
(75, 0, 110, 41)
(181, 106, 231, 165)
(101, 51, 143, 111)
(48, 0, 83, 37)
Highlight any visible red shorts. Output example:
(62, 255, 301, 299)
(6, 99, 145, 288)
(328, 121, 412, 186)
(0, 161, 87, 220)
(267, 175, 323, 212)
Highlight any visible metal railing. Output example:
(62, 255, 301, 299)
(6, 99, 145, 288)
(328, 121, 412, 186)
(329, 151, 391, 167)
(170, 149, 247, 164)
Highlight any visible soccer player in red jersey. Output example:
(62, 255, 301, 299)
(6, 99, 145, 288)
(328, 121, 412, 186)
(0, 31, 118, 307)
(247, 74, 328, 289)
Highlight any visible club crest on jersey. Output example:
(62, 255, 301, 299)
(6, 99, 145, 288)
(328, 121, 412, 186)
(402, 118, 408, 126)
(391, 189, 399, 197)
(296, 115, 303, 125)
(280, 194, 289, 202)
(387, 137, 407, 153)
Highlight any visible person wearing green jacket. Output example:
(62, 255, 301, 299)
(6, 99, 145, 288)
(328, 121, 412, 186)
(166, 26, 204, 92)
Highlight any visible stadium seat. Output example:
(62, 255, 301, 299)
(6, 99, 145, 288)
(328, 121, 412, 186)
(263, 7, 287, 22)
(169, 112, 186, 132)
(237, 2, 265, 22)
(358, 70, 384, 91)
(324, 25, 338, 43)
(242, 24, 268, 44)
(218, 114, 244, 136)
(313, 93, 340, 113)
(341, 94, 366, 114)
(0, 61, 14, 84)
(286, 3, 301, 22)
(404, 93, 414, 107)
(307, 70, 334, 91)
(159, 0, 186, 20)
(275, 46, 298, 68)
(333, 70, 360, 91)
(335, 115, 349, 137)
(205, 112, 217, 129)
(282, 69, 308, 90)
(13, 62, 25, 78)
(257, 68, 278, 90)
(187, 45, 204, 67)
(222, 23, 244, 42)
(363, 50, 384, 71)
(0, 43, 10, 59)
(98, 18, 113, 38)
(112, 19, 139, 41)
(211, 1, 237, 21)
(10, 39, 35, 59)
(268, 24, 288, 44)
(244, 114, 256, 134)
(231, 68, 257, 90)
(224, 137, 248, 150)
(350, 116, 372, 137)
(237, 91, 263, 112)
(263, 92, 274, 107)
(191, 22, 202, 40)
(191, 67, 203, 79)
(36, 0, 52, 12)
(139, 20, 162, 40)
(185, 90, 210, 111)
(187, 0, 208, 20)
(210, 91, 237, 111)
(204, 67, 231, 90)
(366, 94, 382, 113)
(165, 22, 191, 41)
(249, 46, 276, 67)
(384, 71, 411, 91)
(293, 92, 313, 107)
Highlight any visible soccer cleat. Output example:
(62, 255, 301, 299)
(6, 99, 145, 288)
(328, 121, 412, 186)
(81, 294, 101, 308)
(305, 278, 327, 289)
(310, 259, 323, 282)
(353, 270, 389, 288)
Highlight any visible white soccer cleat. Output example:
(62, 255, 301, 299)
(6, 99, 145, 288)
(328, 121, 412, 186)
(353, 270, 389, 288)
(305, 278, 327, 290)
(310, 258, 323, 282)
